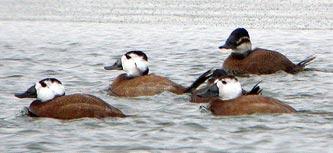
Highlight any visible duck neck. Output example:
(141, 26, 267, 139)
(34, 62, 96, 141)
(230, 42, 252, 59)
(221, 90, 242, 101)
(125, 68, 149, 80)
(231, 50, 252, 59)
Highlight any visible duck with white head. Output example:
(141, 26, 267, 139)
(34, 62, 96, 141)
(190, 69, 262, 103)
(15, 78, 126, 119)
(104, 50, 211, 97)
(198, 74, 296, 116)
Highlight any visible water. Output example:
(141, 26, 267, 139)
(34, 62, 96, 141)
(0, 0, 333, 152)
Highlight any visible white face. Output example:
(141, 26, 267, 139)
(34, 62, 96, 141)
(121, 53, 149, 77)
(215, 78, 242, 100)
(233, 42, 252, 54)
(35, 80, 65, 102)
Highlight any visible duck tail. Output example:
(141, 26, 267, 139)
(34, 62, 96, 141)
(247, 81, 263, 95)
(183, 69, 212, 93)
(297, 55, 316, 68)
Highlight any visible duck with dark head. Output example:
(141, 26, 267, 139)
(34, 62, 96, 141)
(104, 50, 211, 97)
(198, 74, 296, 116)
(219, 28, 316, 75)
(15, 78, 126, 119)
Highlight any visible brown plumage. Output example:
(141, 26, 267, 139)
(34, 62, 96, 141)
(223, 48, 315, 75)
(110, 74, 186, 97)
(28, 94, 126, 119)
(209, 95, 296, 116)
(220, 28, 315, 75)
(105, 51, 211, 97)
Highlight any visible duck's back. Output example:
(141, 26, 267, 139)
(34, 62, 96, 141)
(110, 74, 185, 97)
(223, 49, 299, 74)
(209, 95, 296, 116)
(29, 94, 126, 119)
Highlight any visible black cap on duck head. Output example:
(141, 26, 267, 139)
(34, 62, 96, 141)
(14, 78, 65, 101)
(125, 51, 148, 61)
(219, 28, 251, 50)
(197, 70, 229, 98)
(105, 50, 149, 78)
(197, 74, 243, 100)
(204, 69, 229, 85)
(104, 51, 149, 71)
(208, 69, 229, 82)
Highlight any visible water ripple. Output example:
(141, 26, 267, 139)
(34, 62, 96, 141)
(0, 3, 332, 152)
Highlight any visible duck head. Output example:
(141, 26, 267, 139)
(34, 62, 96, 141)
(15, 78, 65, 102)
(104, 51, 149, 78)
(207, 69, 229, 85)
(219, 28, 252, 55)
(198, 75, 242, 101)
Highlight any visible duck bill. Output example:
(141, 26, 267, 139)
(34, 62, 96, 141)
(197, 84, 219, 98)
(104, 59, 123, 70)
(218, 44, 233, 50)
(15, 85, 37, 98)
(218, 44, 227, 49)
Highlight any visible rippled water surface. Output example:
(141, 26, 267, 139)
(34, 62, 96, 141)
(0, 0, 332, 152)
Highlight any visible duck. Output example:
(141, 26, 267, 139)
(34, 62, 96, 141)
(190, 69, 262, 103)
(15, 78, 126, 119)
(219, 28, 316, 75)
(197, 74, 296, 116)
(104, 50, 210, 97)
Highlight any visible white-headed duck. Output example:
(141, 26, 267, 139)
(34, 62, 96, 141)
(198, 74, 296, 116)
(190, 69, 262, 103)
(104, 51, 210, 97)
(15, 78, 126, 119)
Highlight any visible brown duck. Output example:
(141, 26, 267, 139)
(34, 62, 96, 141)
(104, 51, 210, 97)
(219, 28, 315, 75)
(190, 69, 262, 103)
(15, 78, 126, 119)
(198, 75, 296, 116)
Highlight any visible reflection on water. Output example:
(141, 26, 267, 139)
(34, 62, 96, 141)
(0, 0, 333, 152)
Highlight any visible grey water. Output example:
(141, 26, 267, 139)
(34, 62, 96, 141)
(0, 0, 332, 152)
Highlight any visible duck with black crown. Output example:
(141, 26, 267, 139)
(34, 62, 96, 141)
(104, 51, 211, 97)
(15, 78, 126, 119)
(190, 69, 262, 103)
(219, 28, 316, 75)
(198, 74, 296, 116)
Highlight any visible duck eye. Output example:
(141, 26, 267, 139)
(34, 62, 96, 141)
(125, 54, 131, 59)
(39, 82, 47, 87)
(222, 81, 227, 84)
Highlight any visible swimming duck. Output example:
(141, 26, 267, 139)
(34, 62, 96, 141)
(104, 51, 210, 97)
(15, 78, 126, 119)
(198, 74, 296, 116)
(190, 69, 262, 103)
(219, 28, 316, 75)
